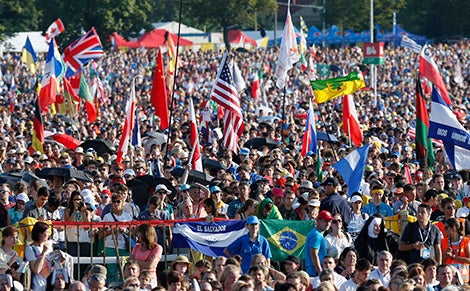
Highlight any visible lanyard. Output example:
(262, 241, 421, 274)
(418, 225, 430, 244)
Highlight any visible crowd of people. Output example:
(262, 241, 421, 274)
(0, 37, 469, 291)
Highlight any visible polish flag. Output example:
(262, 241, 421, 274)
(420, 44, 451, 105)
(189, 98, 203, 171)
(342, 95, 363, 147)
(116, 79, 136, 163)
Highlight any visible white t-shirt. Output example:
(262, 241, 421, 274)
(339, 278, 357, 291)
(24, 244, 53, 291)
(103, 211, 132, 249)
(369, 268, 390, 287)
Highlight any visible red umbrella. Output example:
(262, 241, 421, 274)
(51, 133, 81, 150)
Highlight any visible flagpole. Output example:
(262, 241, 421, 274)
(347, 118, 352, 148)
(319, 111, 339, 162)
(163, 0, 184, 165)
(281, 86, 287, 139)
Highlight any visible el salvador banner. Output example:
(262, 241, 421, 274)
(172, 220, 247, 257)
(333, 144, 370, 196)
(429, 87, 470, 170)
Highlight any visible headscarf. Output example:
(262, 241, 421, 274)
(256, 198, 283, 220)
(368, 217, 383, 238)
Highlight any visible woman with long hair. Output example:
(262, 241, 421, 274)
(0, 226, 20, 281)
(24, 221, 53, 291)
(129, 223, 163, 288)
(234, 198, 257, 220)
(441, 217, 470, 283)
(354, 213, 389, 265)
(219, 264, 241, 291)
(324, 213, 352, 259)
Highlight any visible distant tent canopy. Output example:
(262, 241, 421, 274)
(228, 30, 257, 47)
(110, 29, 192, 49)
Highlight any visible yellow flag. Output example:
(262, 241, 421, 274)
(310, 72, 365, 104)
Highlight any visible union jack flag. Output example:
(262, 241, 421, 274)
(210, 53, 244, 153)
(63, 27, 104, 78)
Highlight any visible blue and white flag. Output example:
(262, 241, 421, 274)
(400, 34, 422, 53)
(172, 220, 247, 257)
(333, 144, 370, 196)
(429, 87, 470, 170)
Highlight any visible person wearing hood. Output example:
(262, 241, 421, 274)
(256, 198, 282, 220)
(354, 214, 389, 265)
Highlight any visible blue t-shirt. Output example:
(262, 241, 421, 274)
(305, 227, 327, 276)
(362, 202, 394, 217)
(227, 199, 244, 219)
(226, 234, 271, 274)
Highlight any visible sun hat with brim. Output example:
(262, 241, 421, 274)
(317, 210, 334, 221)
(173, 255, 192, 266)
(246, 215, 260, 225)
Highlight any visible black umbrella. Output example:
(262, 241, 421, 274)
(244, 138, 279, 150)
(187, 170, 214, 185)
(36, 167, 93, 183)
(203, 159, 226, 171)
(80, 139, 115, 156)
(0, 173, 22, 187)
(317, 132, 339, 143)
(126, 175, 176, 209)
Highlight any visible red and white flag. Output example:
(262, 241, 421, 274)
(38, 39, 65, 111)
(251, 70, 261, 99)
(116, 79, 136, 163)
(420, 44, 451, 105)
(189, 98, 203, 171)
(210, 53, 244, 153)
(342, 95, 363, 147)
(45, 18, 65, 41)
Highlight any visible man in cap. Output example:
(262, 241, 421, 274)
(73, 147, 85, 170)
(224, 215, 272, 274)
(283, 255, 301, 274)
(320, 177, 352, 225)
(305, 210, 334, 276)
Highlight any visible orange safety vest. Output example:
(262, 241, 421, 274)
(442, 236, 470, 283)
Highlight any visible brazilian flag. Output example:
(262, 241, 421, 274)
(260, 219, 315, 261)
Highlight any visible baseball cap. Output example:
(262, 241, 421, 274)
(272, 188, 284, 198)
(91, 264, 107, 276)
(284, 255, 301, 265)
(75, 147, 84, 154)
(350, 195, 362, 203)
(84, 196, 97, 210)
(123, 169, 136, 177)
(239, 147, 250, 156)
(321, 177, 339, 187)
(16, 193, 29, 203)
(180, 184, 190, 191)
(308, 199, 320, 207)
(246, 215, 260, 225)
(300, 180, 314, 190)
(317, 210, 334, 221)
(210, 186, 221, 193)
(155, 184, 171, 193)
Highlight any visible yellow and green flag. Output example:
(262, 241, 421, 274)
(260, 219, 315, 261)
(311, 72, 365, 104)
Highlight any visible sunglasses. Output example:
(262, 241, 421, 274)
(101, 195, 110, 199)
(115, 168, 124, 171)
(332, 219, 342, 224)
(0, 190, 9, 194)
(157, 190, 167, 194)
(112, 200, 122, 204)
(446, 205, 456, 210)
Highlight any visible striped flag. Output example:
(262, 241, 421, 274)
(117, 79, 136, 163)
(301, 99, 317, 157)
(420, 44, 451, 105)
(32, 100, 45, 153)
(189, 98, 203, 171)
(210, 53, 244, 153)
(400, 35, 422, 53)
(38, 38, 65, 111)
(21, 36, 38, 74)
(45, 18, 65, 41)
(415, 77, 435, 167)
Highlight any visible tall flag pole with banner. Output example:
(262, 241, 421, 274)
(400, 35, 422, 53)
(189, 97, 203, 171)
(299, 16, 308, 71)
(310, 72, 365, 104)
(150, 50, 170, 130)
(32, 99, 45, 153)
(420, 44, 451, 105)
(210, 53, 244, 153)
(274, 1, 300, 89)
(333, 144, 370, 196)
(63, 27, 104, 78)
(429, 87, 470, 170)
(21, 36, 38, 74)
(8, 77, 16, 112)
(45, 18, 65, 41)
(342, 95, 363, 147)
(117, 79, 137, 163)
(38, 38, 66, 111)
(301, 99, 317, 157)
(415, 77, 434, 167)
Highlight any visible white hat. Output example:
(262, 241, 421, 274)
(24, 156, 34, 164)
(16, 193, 29, 203)
(350, 195, 362, 203)
(308, 199, 320, 207)
(123, 169, 136, 177)
(155, 184, 171, 194)
(81, 189, 94, 200)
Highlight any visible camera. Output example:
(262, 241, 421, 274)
(78, 201, 84, 208)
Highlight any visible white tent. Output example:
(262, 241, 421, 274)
(151, 21, 223, 45)
(0, 31, 48, 53)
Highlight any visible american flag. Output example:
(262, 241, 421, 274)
(63, 27, 104, 78)
(210, 53, 244, 153)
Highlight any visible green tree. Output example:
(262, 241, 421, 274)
(182, 0, 277, 48)
(0, 0, 41, 38)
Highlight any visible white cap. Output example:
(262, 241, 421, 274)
(155, 184, 171, 193)
(350, 195, 362, 203)
(81, 189, 94, 200)
(308, 199, 320, 207)
(123, 169, 136, 177)
(16, 193, 29, 202)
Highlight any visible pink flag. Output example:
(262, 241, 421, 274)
(420, 44, 451, 105)
(116, 79, 136, 163)
(45, 18, 65, 41)
(189, 98, 203, 171)
(342, 95, 363, 147)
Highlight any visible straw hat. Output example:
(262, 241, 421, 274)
(172, 255, 192, 267)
